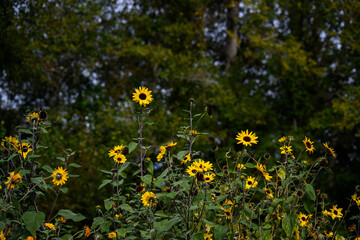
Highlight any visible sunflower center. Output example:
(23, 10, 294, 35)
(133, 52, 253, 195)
(225, 211, 230, 216)
(139, 93, 147, 100)
(243, 136, 251, 142)
(334, 210, 338, 215)
(56, 173, 63, 180)
(115, 150, 121, 154)
(22, 146, 28, 152)
(199, 164, 203, 169)
(248, 181, 252, 185)
(192, 169, 197, 174)
(266, 190, 270, 194)
(149, 197, 155, 203)
(205, 177, 210, 181)
(301, 217, 306, 221)
(306, 142, 311, 148)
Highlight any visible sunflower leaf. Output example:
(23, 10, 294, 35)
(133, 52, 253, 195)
(98, 179, 112, 190)
(68, 163, 81, 168)
(128, 142, 138, 153)
(214, 225, 228, 240)
(22, 211, 45, 233)
(42, 165, 53, 173)
(58, 209, 85, 222)
(120, 203, 134, 213)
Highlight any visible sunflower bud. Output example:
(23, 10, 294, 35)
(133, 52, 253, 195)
(122, 146, 129, 155)
(264, 153, 271, 159)
(211, 145, 218, 151)
(39, 110, 47, 120)
(316, 189, 320, 195)
(320, 193, 328, 199)
(320, 158, 327, 166)
(135, 185, 144, 192)
(296, 190, 304, 198)
(196, 172, 204, 181)
(205, 106, 213, 118)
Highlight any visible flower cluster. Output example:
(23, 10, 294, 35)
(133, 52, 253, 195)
(156, 142, 177, 161)
(186, 159, 214, 182)
(108, 145, 127, 164)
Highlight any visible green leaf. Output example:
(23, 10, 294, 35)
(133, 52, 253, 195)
(118, 162, 131, 174)
(22, 211, 45, 233)
(120, 203, 134, 213)
(278, 166, 287, 180)
(128, 142, 138, 153)
(145, 121, 154, 125)
(91, 217, 104, 229)
(245, 163, 255, 168)
(214, 225, 228, 240)
(201, 218, 215, 227)
(56, 157, 65, 162)
(141, 174, 153, 185)
(282, 214, 297, 237)
(324, 167, 334, 175)
(60, 234, 72, 240)
(303, 197, 314, 213)
(176, 151, 188, 160)
(100, 220, 112, 233)
(191, 233, 204, 240)
(146, 161, 154, 176)
(260, 230, 272, 240)
(68, 163, 81, 168)
(304, 184, 316, 201)
(60, 187, 68, 193)
(157, 217, 181, 233)
(19, 129, 33, 134)
(98, 179, 112, 190)
(285, 196, 294, 204)
(58, 209, 85, 222)
(104, 199, 113, 211)
(117, 228, 127, 237)
(42, 165, 53, 173)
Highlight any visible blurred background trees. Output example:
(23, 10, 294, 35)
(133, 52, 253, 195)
(1, 0, 360, 221)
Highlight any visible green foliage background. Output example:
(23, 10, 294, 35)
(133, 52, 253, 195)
(1, 0, 360, 221)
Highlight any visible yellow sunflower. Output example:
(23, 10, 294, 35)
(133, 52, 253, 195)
(237, 163, 246, 170)
(235, 130, 258, 147)
(278, 136, 287, 143)
(186, 164, 199, 177)
(329, 205, 343, 220)
(52, 167, 69, 186)
(113, 154, 127, 164)
(223, 207, 232, 219)
(204, 173, 216, 183)
(204, 233, 213, 240)
(141, 191, 157, 207)
(256, 163, 266, 173)
(108, 145, 124, 158)
(5, 171, 22, 189)
(280, 145, 292, 155)
(264, 187, 273, 199)
(166, 141, 177, 148)
(181, 154, 191, 164)
(132, 86, 153, 107)
(323, 142, 336, 157)
(298, 212, 311, 227)
(26, 112, 39, 122)
(303, 136, 315, 154)
(189, 130, 199, 135)
(18, 142, 32, 159)
(45, 223, 55, 230)
(108, 232, 117, 239)
(193, 159, 213, 172)
(324, 231, 333, 237)
(262, 172, 273, 182)
(245, 176, 258, 189)
(1, 136, 20, 150)
(352, 193, 360, 206)
(157, 146, 167, 161)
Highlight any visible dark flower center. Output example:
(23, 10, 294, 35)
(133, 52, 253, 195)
(205, 177, 210, 181)
(266, 190, 270, 194)
(243, 136, 251, 142)
(192, 169, 197, 174)
(139, 93, 147, 100)
(23, 146, 28, 152)
(199, 164, 203, 169)
(306, 142, 312, 148)
(115, 149, 121, 154)
(334, 210, 338, 215)
(56, 173, 62, 180)
(248, 181, 252, 185)
(39, 110, 47, 119)
(301, 217, 306, 221)
(225, 211, 230, 216)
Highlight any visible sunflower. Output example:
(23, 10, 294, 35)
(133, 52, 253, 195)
(26, 237, 35, 240)
(84, 226, 91, 238)
(193, 159, 213, 172)
(52, 167, 69, 186)
(108, 232, 117, 239)
(188, 130, 199, 135)
(264, 187, 273, 199)
(38, 110, 47, 120)
(352, 193, 360, 206)
(280, 145, 292, 155)
(26, 112, 39, 122)
(245, 176, 258, 189)
(278, 136, 287, 143)
(223, 199, 234, 210)
(141, 191, 157, 207)
(186, 164, 199, 177)
(18, 142, 32, 159)
(235, 130, 258, 147)
(237, 163, 246, 170)
(166, 142, 177, 148)
(108, 145, 124, 158)
(329, 205, 343, 220)
(57, 217, 66, 223)
(324, 231, 333, 237)
(113, 154, 127, 164)
(181, 154, 191, 164)
(204, 233, 213, 240)
(5, 171, 22, 189)
(323, 142, 336, 157)
(223, 207, 232, 219)
(157, 146, 167, 161)
(1, 136, 20, 150)
(0, 230, 5, 240)
(256, 163, 266, 173)
(45, 223, 55, 230)
(204, 173, 216, 183)
(303, 136, 315, 154)
(132, 87, 153, 107)
(262, 172, 273, 182)
(298, 212, 311, 227)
